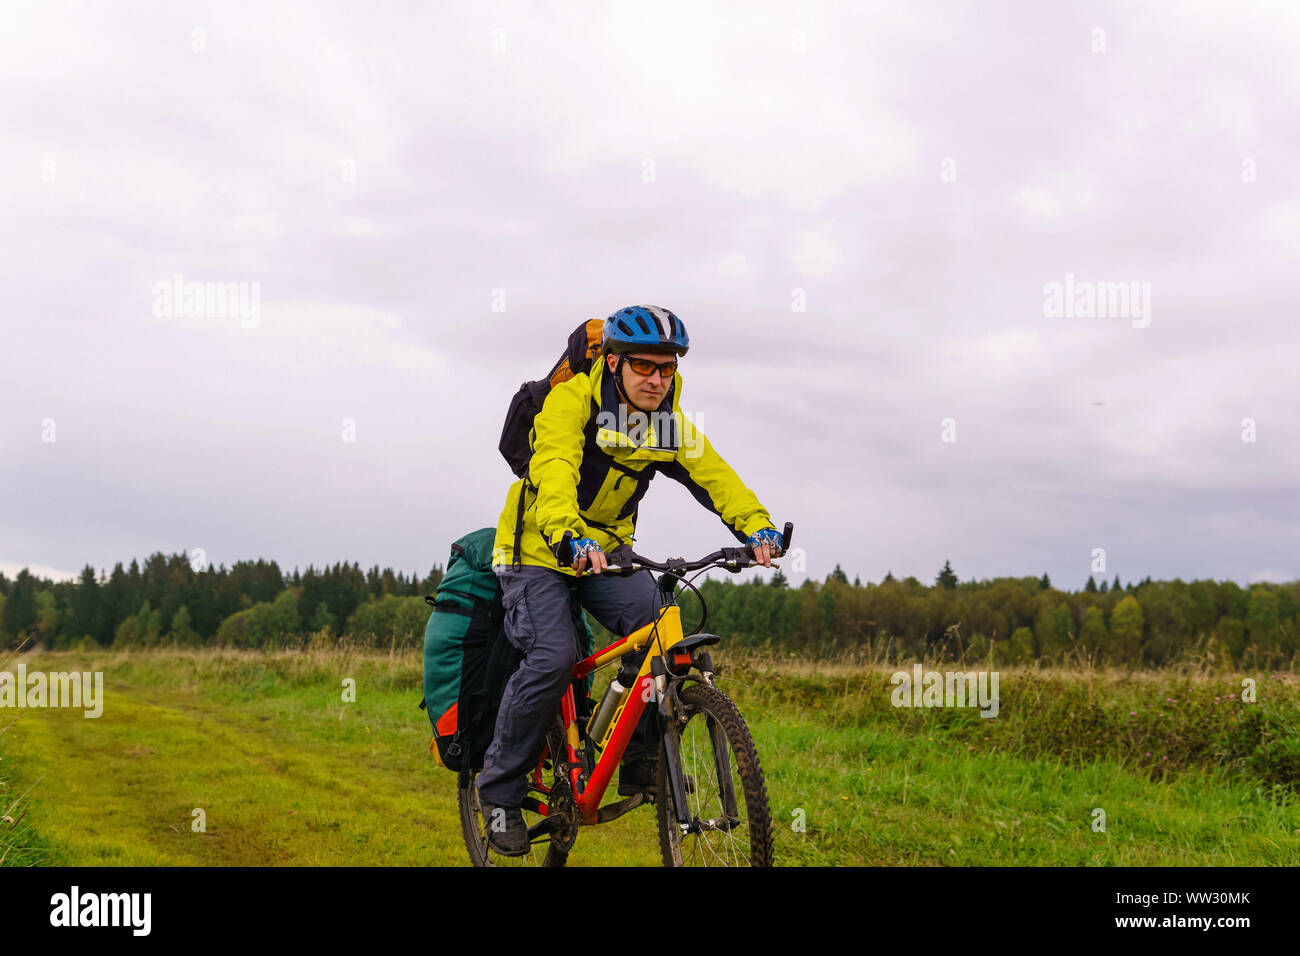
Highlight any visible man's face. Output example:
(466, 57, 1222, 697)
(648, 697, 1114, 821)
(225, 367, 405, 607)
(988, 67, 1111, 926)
(606, 349, 677, 412)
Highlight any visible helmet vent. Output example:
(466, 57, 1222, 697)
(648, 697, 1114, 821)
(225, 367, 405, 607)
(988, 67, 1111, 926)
(616, 319, 634, 336)
(634, 314, 650, 334)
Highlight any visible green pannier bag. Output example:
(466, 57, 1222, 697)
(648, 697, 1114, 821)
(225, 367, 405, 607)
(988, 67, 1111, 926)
(421, 528, 512, 771)
(420, 527, 596, 773)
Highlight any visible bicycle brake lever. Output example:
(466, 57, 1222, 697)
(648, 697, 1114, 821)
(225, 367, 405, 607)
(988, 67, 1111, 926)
(720, 547, 781, 572)
(720, 547, 752, 568)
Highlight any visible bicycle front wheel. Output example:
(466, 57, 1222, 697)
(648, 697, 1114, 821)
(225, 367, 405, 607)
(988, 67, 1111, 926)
(656, 682, 773, 866)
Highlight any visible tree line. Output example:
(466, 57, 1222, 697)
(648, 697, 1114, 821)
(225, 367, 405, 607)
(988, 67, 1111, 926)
(0, 553, 442, 650)
(2, 555, 1297, 668)
(691, 561, 1300, 668)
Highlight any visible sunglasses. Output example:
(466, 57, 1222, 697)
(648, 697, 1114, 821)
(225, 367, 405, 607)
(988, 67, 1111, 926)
(623, 356, 679, 379)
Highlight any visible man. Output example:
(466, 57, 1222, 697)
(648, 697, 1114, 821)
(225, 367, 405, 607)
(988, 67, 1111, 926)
(479, 304, 784, 856)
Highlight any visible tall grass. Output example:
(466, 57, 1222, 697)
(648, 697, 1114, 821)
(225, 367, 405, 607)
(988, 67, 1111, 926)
(719, 646, 1300, 793)
(0, 636, 57, 865)
(39, 640, 1299, 794)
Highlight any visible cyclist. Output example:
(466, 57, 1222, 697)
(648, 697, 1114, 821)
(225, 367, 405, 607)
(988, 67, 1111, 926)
(478, 304, 785, 856)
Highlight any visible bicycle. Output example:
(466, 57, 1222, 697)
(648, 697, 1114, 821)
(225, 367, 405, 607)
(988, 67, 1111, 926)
(458, 522, 794, 867)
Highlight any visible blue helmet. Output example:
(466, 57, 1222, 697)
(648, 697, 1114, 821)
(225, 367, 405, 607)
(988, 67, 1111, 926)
(602, 305, 689, 357)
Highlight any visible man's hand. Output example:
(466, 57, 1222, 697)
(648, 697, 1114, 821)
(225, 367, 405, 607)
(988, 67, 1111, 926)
(747, 528, 784, 568)
(570, 537, 606, 575)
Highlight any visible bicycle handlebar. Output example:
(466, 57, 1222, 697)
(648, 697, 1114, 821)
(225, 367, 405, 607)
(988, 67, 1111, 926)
(557, 522, 794, 576)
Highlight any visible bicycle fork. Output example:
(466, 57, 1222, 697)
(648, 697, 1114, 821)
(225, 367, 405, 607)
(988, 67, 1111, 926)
(659, 714, 692, 828)
(656, 664, 741, 834)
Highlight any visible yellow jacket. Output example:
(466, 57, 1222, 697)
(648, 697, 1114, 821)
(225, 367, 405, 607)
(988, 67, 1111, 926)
(493, 359, 773, 573)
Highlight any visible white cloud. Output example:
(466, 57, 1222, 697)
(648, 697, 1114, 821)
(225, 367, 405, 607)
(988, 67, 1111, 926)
(717, 252, 752, 278)
(790, 230, 844, 277)
(1248, 569, 1295, 584)
(1014, 187, 1062, 218)
(523, 3, 918, 210)
(0, 561, 79, 583)
(1262, 195, 1300, 256)
(187, 302, 449, 378)
(977, 331, 1043, 367)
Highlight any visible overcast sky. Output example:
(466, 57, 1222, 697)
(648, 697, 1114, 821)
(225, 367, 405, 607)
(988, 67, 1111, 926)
(2, 0, 1298, 590)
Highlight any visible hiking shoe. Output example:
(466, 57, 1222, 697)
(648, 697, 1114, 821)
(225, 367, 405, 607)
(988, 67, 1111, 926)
(617, 757, 657, 796)
(478, 793, 530, 856)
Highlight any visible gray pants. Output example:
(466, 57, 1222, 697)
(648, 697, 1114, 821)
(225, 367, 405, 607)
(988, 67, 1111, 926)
(477, 563, 664, 807)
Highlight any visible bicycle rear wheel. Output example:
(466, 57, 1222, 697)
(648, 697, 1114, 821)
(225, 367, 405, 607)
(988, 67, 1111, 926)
(656, 683, 773, 866)
(459, 719, 575, 867)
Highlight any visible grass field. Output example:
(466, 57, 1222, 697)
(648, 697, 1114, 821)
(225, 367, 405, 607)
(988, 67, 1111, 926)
(2, 647, 1298, 866)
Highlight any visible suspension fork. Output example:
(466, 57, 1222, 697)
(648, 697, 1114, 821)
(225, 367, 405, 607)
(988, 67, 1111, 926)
(655, 659, 694, 826)
(660, 670, 739, 827)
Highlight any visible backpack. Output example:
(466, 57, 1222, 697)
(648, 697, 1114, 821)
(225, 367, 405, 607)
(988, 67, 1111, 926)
(420, 526, 596, 772)
(421, 528, 516, 771)
(498, 318, 604, 479)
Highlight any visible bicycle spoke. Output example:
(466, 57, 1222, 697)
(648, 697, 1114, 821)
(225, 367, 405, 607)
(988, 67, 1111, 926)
(665, 686, 762, 867)
(459, 720, 572, 867)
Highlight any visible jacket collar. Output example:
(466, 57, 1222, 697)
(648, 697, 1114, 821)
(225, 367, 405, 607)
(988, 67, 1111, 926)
(591, 360, 681, 454)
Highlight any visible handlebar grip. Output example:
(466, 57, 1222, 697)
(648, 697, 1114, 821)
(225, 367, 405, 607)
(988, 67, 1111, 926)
(555, 530, 574, 568)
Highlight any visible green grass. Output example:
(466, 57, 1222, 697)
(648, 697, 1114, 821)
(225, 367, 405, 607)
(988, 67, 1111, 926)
(2, 647, 1297, 866)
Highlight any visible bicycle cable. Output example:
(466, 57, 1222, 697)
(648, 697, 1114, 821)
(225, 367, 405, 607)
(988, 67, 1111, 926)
(677, 566, 714, 636)
(613, 564, 698, 690)
(590, 554, 741, 681)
